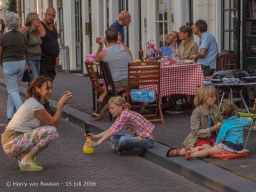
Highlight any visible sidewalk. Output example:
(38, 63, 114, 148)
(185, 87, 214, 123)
(1, 69, 256, 191)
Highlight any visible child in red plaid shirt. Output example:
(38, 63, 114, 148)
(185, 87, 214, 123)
(84, 96, 155, 155)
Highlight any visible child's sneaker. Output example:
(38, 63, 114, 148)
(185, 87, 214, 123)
(111, 145, 117, 152)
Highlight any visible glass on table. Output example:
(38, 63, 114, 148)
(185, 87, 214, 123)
(179, 59, 184, 64)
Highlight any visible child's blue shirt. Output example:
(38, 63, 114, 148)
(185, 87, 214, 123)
(214, 116, 252, 145)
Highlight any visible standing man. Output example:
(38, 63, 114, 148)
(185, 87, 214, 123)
(38, 7, 60, 81)
(109, 10, 131, 43)
(37, 7, 59, 116)
(190, 20, 218, 76)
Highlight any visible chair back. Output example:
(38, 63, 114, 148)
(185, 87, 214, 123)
(95, 63, 104, 79)
(100, 61, 116, 96)
(127, 61, 164, 123)
(216, 52, 237, 71)
(85, 62, 104, 95)
(127, 61, 160, 101)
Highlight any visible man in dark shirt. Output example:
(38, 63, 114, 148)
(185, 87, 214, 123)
(37, 7, 59, 116)
(109, 10, 131, 43)
(37, 7, 59, 81)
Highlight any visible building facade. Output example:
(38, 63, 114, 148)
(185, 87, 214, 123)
(0, 0, 242, 74)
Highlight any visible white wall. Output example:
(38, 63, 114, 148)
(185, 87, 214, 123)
(172, 0, 190, 31)
(62, 0, 75, 70)
(91, 0, 104, 53)
(193, 0, 221, 53)
(0, 0, 7, 22)
(128, 0, 139, 59)
(108, 0, 119, 25)
(82, 0, 90, 74)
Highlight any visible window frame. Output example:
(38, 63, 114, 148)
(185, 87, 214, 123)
(221, 0, 241, 64)
(156, 0, 170, 48)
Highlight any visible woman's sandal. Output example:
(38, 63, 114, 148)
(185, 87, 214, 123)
(166, 147, 182, 157)
(34, 156, 42, 166)
(185, 147, 193, 160)
(19, 158, 43, 171)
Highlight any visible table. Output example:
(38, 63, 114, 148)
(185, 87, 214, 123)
(140, 63, 204, 108)
(212, 82, 256, 113)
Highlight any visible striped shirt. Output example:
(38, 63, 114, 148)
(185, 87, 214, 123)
(108, 109, 155, 137)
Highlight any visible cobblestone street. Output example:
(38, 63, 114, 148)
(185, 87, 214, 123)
(0, 86, 212, 192)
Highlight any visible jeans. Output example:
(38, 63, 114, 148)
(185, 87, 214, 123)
(3, 60, 25, 119)
(27, 59, 40, 86)
(110, 134, 154, 155)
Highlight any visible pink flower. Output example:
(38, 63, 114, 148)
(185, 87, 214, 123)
(146, 41, 156, 54)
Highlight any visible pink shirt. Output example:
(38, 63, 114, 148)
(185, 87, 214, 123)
(108, 109, 155, 137)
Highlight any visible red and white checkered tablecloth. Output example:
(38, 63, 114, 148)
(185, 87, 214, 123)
(140, 63, 204, 97)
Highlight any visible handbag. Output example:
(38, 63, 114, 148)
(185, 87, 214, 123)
(22, 69, 31, 82)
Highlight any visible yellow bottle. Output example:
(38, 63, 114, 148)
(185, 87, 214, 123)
(83, 136, 95, 154)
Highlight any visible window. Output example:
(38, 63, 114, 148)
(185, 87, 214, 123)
(40, 0, 44, 19)
(34, 0, 37, 12)
(156, 0, 170, 48)
(118, 0, 128, 46)
(106, 0, 109, 28)
(57, 0, 64, 46)
(118, 0, 127, 12)
(222, 0, 241, 56)
(48, 0, 53, 7)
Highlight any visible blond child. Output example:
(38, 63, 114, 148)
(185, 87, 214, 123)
(84, 96, 154, 155)
(166, 85, 221, 157)
(185, 102, 252, 160)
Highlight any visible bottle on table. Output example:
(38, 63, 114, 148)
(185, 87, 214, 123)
(139, 44, 144, 61)
(174, 42, 180, 62)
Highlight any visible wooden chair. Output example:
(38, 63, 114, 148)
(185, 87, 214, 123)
(84, 62, 108, 120)
(216, 52, 237, 71)
(91, 63, 104, 111)
(100, 61, 127, 97)
(100, 61, 127, 120)
(127, 61, 164, 123)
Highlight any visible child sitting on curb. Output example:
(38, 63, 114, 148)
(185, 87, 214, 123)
(185, 102, 253, 160)
(166, 85, 221, 157)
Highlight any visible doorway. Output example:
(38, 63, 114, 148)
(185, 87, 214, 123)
(74, 0, 83, 72)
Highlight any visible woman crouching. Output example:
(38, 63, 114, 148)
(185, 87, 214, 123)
(1, 76, 72, 171)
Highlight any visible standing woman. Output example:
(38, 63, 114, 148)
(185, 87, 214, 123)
(178, 25, 198, 60)
(0, 12, 26, 120)
(24, 13, 43, 85)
